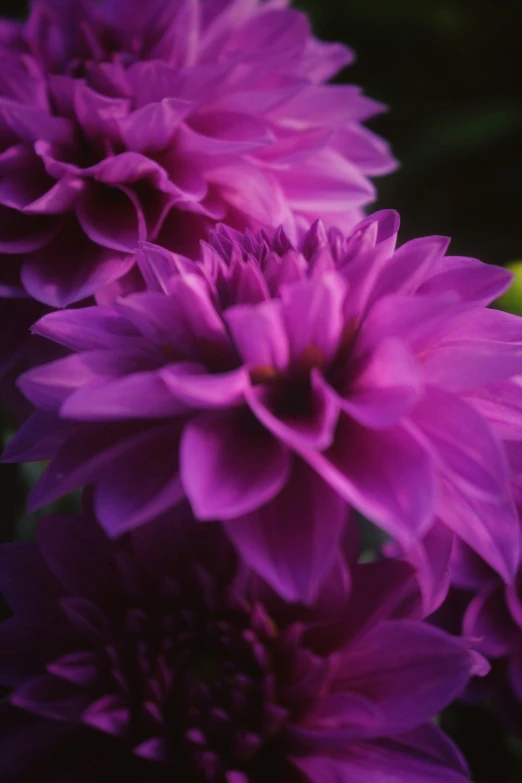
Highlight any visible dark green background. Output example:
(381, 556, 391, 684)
(1, 0, 522, 779)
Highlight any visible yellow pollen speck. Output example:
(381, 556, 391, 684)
(250, 365, 280, 384)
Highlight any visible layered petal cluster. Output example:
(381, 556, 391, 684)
(7, 210, 522, 602)
(434, 527, 522, 734)
(0, 505, 484, 782)
(0, 0, 395, 310)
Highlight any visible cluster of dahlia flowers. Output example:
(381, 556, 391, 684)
(0, 0, 521, 781)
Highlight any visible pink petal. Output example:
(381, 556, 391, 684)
(119, 98, 194, 154)
(161, 364, 248, 408)
(226, 460, 346, 604)
(419, 255, 513, 306)
(412, 386, 510, 500)
(463, 582, 518, 657)
(437, 477, 519, 583)
(340, 338, 421, 428)
(180, 408, 291, 519)
(246, 368, 339, 451)
(22, 219, 134, 307)
(62, 371, 188, 420)
(76, 184, 144, 253)
(281, 272, 347, 365)
(225, 300, 289, 372)
(303, 414, 436, 545)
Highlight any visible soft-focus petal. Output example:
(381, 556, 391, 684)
(226, 461, 346, 603)
(180, 409, 291, 519)
(334, 620, 485, 735)
(304, 415, 436, 545)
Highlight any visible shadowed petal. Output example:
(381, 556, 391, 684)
(226, 461, 346, 603)
(304, 414, 436, 545)
(334, 620, 486, 735)
(180, 408, 291, 520)
(293, 723, 470, 783)
(339, 338, 421, 428)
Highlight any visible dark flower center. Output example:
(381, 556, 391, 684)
(110, 586, 286, 782)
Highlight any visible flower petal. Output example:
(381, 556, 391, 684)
(293, 724, 470, 783)
(225, 299, 289, 373)
(280, 272, 347, 365)
(437, 477, 519, 583)
(246, 369, 339, 451)
(304, 415, 436, 545)
(412, 386, 510, 500)
(340, 338, 421, 428)
(226, 461, 346, 603)
(180, 408, 291, 520)
(335, 620, 486, 735)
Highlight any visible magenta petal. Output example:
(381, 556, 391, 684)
(76, 184, 144, 253)
(161, 365, 248, 408)
(225, 300, 289, 372)
(419, 254, 513, 306)
(94, 426, 184, 536)
(246, 369, 339, 451)
(47, 651, 100, 688)
(412, 386, 510, 500)
(27, 422, 177, 514)
(332, 124, 396, 176)
(293, 724, 469, 783)
(62, 371, 187, 420)
(304, 414, 436, 545)
(422, 349, 522, 397)
(180, 409, 291, 520)
(463, 582, 518, 657)
(341, 338, 421, 428)
(277, 149, 375, 214)
(338, 560, 417, 647)
(369, 235, 450, 302)
(336, 620, 483, 734)
(177, 114, 273, 157)
(12, 674, 90, 721)
(359, 294, 460, 355)
(22, 222, 134, 307)
(472, 379, 522, 440)
(119, 98, 194, 154)
(82, 695, 129, 737)
(0, 99, 74, 145)
(2, 411, 70, 463)
(74, 83, 129, 144)
(403, 521, 454, 615)
(281, 272, 346, 364)
(24, 177, 85, 215)
(226, 461, 347, 603)
(121, 275, 230, 359)
(19, 350, 156, 412)
(32, 306, 144, 352)
(0, 205, 58, 253)
(208, 164, 293, 229)
(437, 477, 519, 583)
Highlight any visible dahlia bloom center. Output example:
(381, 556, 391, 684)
(75, 582, 287, 779)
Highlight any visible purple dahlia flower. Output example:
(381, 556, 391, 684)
(0, 0, 395, 310)
(0, 506, 484, 782)
(7, 210, 522, 602)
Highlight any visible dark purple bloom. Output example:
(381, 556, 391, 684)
(7, 210, 522, 602)
(0, 505, 484, 782)
(0, 0, 395, 309)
